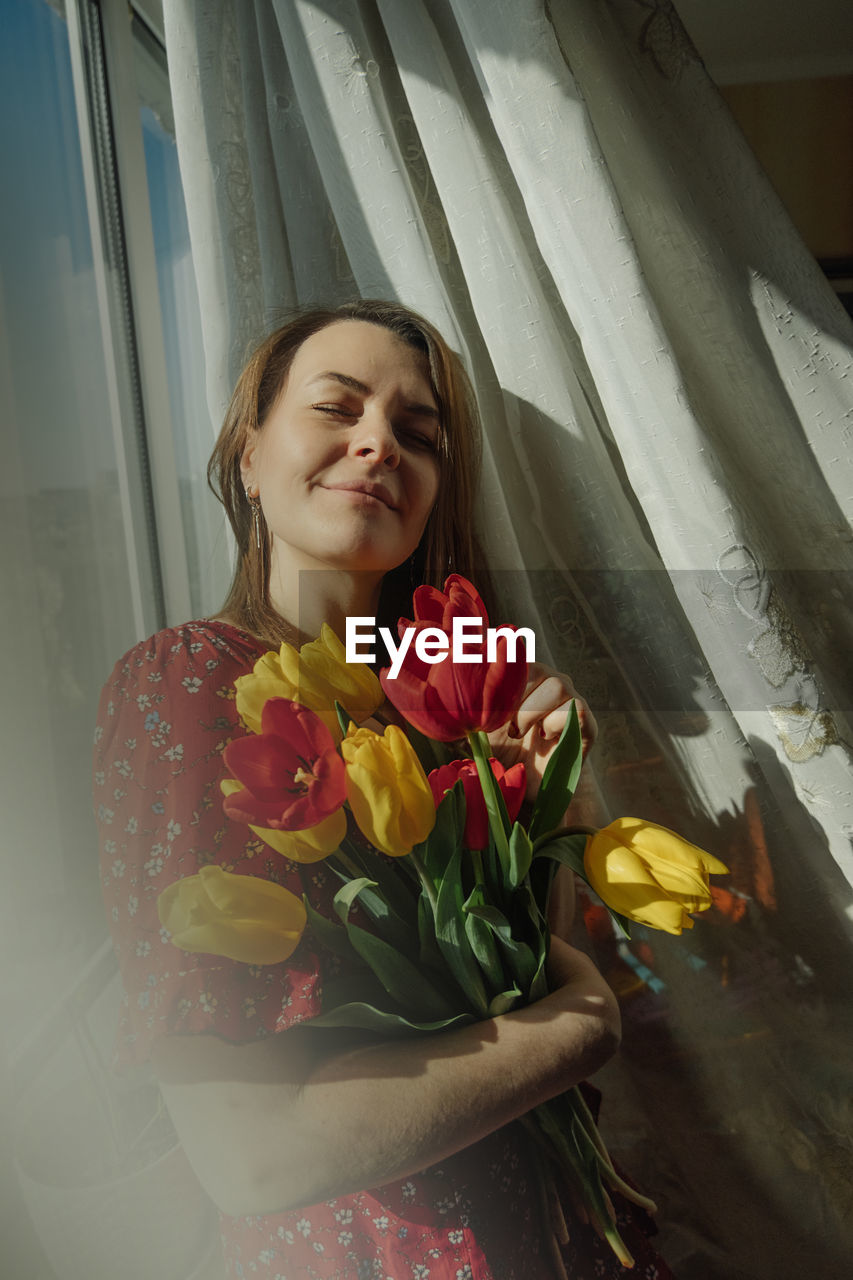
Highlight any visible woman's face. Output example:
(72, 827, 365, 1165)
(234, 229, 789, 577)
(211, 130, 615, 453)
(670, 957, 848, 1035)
(241, 319, 442, 579)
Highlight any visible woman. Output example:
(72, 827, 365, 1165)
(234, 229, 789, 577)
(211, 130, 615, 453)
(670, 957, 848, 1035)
(94, 300, 669, 1278)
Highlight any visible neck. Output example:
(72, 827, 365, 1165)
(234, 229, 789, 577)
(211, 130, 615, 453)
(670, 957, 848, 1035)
(268, 551, 384, 645)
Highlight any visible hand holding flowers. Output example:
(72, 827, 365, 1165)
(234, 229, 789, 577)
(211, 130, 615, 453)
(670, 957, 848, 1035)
(157, 575, 727, 1267)
(486, 662, 598, 801)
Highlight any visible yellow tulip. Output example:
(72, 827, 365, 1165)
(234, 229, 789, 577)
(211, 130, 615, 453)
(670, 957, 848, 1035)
(341, 723, 436, 857)
(235, 624, 383, 740)
(157, 864, 307, 964)
(584, 817, 728, 935)
(220, 778, 345, 863)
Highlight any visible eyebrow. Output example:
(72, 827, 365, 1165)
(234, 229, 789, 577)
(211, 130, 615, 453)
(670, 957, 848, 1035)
(312, 371, 440, 422)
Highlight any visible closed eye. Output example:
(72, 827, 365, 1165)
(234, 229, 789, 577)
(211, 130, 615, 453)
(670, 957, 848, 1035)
(314, 404, 437, 450)
(399, 428, 438, 451)
(312, 403, 356, 418)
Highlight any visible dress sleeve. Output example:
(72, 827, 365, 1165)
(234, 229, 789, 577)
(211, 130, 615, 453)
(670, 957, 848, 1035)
(93, 623, 326, 1074)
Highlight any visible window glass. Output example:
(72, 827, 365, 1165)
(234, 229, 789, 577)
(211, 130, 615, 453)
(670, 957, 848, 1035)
(0, 0, 148, 1038)
(134, 20, 232, 618)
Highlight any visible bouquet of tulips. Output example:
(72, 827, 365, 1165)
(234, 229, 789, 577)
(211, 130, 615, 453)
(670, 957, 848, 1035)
(158, 576, 727, 1268)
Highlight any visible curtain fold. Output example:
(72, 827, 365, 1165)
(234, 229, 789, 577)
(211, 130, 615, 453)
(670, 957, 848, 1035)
(163, 2, 853, 1273)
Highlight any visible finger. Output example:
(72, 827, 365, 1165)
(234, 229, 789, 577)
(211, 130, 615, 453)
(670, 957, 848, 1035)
(577, 697, 598, 756)
(516, 686, 597, 749)
(515, 675, 578, 739)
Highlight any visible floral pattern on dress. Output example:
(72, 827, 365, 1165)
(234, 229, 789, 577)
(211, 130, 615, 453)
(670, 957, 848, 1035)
(94, 621, 672, 1280)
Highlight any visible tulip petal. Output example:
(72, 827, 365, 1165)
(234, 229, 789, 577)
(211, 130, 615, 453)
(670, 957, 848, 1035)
(498, 761, 527, 826)
(585, 837, 662, 894)
(222, 783, 347, 863)
(584, 819, 726, 935)
(157, 866, 308, 964)
(198, 863, 302, 915)
(259, 697, 338, 757)
(224, 730, 301, 801)
(342, 724, 436, 856)
(480, 635, 528, 730)
(606, 817, 728, 876)
(411, 584, 450, 626)
(223, 699, 346, 830)
(234, 673, 292, 734)
(626, 897, 692, 935)
(381, 666, 466, 741)
(171, 919, 306, 965)
(382, 576, 528, 739)
(443, 575, 489, 624)
(222, 785, 308, 827)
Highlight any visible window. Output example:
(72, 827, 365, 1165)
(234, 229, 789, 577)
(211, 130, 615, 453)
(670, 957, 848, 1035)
(134, 12, 231, 616)
(1, 0, 210, 1061)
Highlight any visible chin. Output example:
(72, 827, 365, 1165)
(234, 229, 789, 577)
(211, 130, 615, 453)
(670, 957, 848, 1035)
(310, 537, 413, 576)
(274, 520, 418, 579)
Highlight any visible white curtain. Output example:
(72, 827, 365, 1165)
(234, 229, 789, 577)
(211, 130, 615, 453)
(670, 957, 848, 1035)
(163, 1, 853, 1273)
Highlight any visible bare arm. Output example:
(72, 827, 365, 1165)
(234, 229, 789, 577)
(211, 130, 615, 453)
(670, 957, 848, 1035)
(152, 936, 619, 1217)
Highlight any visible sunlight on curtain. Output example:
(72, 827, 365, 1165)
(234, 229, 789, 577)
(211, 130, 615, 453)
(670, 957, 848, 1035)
(162, 1, 853, 1275)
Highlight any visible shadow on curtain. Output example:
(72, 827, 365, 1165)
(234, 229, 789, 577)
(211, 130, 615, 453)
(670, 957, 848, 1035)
(162, 1, 853, 1274)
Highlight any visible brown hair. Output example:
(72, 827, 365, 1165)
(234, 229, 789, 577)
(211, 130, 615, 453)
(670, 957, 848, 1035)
(208, 299, 488, 646)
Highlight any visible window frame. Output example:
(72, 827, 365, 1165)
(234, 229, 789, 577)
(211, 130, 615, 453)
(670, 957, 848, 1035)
(67, 0, 194, 631)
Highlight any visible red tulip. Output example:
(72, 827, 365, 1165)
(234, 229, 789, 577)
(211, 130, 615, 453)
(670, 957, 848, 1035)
(223, 698, 346, 830)
(428, 757, 526, 850)
(380, 575, 528, 742)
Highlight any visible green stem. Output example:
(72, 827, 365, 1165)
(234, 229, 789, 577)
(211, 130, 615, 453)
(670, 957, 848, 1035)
(467, 729, 510, 864)
(471, 848, 485, 888)
(532, 823, 598, 852)
(408, 847, 438, 915)
(596, 1153, 659, 1216)
(560, 1088, 658, 1215)
(532, 1099, 635, 1269)
(332, 847, 363, 879)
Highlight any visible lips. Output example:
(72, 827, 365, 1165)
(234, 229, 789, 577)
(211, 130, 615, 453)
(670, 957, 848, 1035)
(322, 480, 398, 510)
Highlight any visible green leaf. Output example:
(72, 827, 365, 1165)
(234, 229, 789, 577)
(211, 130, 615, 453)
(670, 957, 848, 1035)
(464, 902, 513, 941)
(528, 701, 583, 843)
(532, 832, 587, 876)
(462, 886, 507, 992)
(417, 891, 444, 971)
(344, 921, 458, 1021)
(606, 909, 632, 941)
(327, 858, 418, 959)
(308, 1002, 474, 1037)
(481, 841, 505, 909)
(400, 721, 454, 774)
(464, 902, 539, 997)
(508, 823, 533, 889)
(527, 938, 549, 1003)
(534, 836, 632, 939)
(434, 848, 490, 1017)
(486, 988, 522, 1017)
(303, 896, 355, 959)
(332, 877, 378, 925)
(321, 966, 402, 1012)
(510, 880, 550, 1001)
(342, 841, 420, 924)
(334, 700, 352, 738)
(420, 782, 465, 882)
(512, 876, 548, 941)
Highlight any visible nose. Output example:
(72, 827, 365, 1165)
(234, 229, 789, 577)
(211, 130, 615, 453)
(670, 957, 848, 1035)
(349, 408, 401, 468)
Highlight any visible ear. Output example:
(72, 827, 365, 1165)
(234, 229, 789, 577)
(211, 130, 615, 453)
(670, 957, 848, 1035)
(240, 439, 257, 492)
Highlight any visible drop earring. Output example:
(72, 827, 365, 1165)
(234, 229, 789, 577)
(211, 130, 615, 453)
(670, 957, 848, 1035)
(245, 486, 262, 550)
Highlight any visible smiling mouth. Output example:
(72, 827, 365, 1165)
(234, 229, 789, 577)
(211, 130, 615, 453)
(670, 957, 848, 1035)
(323, 483, 397, 510)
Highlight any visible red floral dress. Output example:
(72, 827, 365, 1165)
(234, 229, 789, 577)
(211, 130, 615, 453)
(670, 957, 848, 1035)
(94, 620, 672, 1280)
